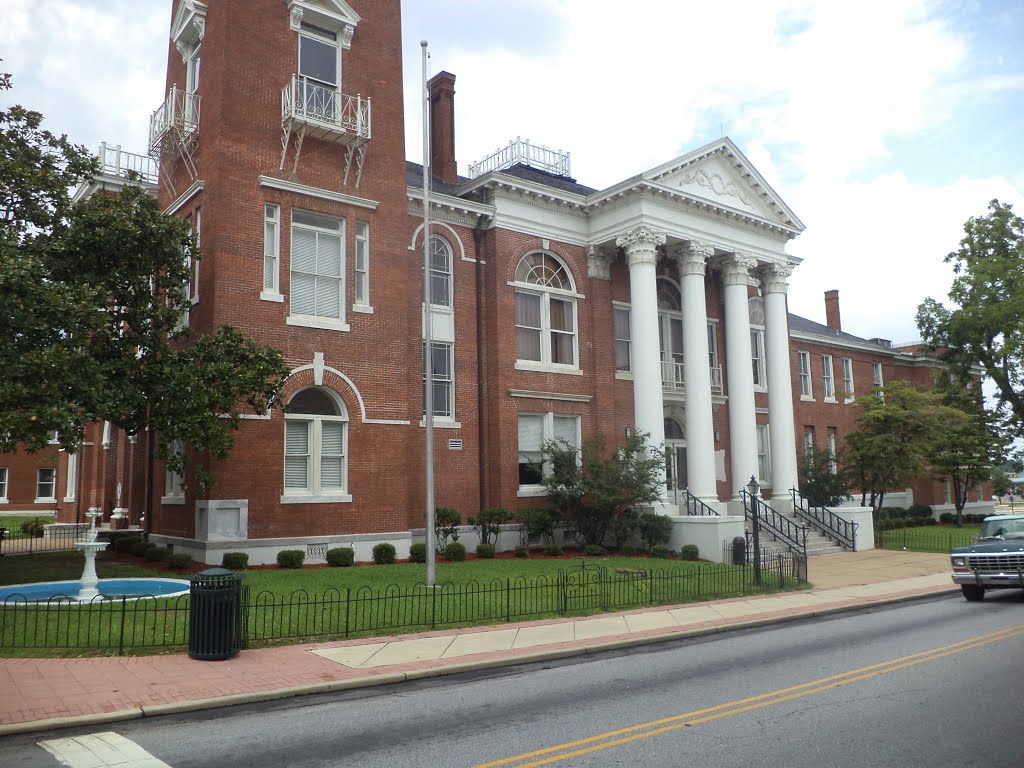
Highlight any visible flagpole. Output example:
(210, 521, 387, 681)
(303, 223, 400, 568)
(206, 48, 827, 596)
(421, 40, 436, 587)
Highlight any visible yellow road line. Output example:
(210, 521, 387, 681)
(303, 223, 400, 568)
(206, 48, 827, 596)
(473, 624, 1024, 768)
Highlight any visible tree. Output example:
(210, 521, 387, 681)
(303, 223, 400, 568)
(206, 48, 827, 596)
(916, 200, 1024, 439)
(842, 381, 945, 516)
(0, 73, 289, 491)
(797, 445, 849, 508)
(539, 432, 664, 546)
(990, 471, 1010, 500)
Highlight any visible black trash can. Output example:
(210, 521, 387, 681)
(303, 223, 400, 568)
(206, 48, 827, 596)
(188, 568, 246, 660)
(732, 536, 747, 566)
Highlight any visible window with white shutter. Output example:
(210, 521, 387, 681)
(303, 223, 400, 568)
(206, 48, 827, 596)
(282, 387, 350, 502)
(289, 211, 345, 327)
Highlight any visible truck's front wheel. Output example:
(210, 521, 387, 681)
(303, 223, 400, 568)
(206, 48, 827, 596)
(961, 585, 985, 602)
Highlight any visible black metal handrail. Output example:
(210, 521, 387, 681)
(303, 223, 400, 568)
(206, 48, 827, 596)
(742, 489, 808, 561)
(791, 489, 858, 551)
(682, 489, 720, 516)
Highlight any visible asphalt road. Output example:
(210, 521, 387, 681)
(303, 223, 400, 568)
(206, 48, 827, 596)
(4, 590, 1024, 767)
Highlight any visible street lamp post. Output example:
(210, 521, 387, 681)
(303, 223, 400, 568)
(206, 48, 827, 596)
(747, 475, 762, 585)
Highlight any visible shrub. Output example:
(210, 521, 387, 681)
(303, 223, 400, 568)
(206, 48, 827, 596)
(113, 536, 141, 553)
(638, 512, 673, 549)
(468, 507, 511, 546)
(584, 544, 606, 557)
(434, 507, 461, 549)
(515, 507, 555, 546)
(544, 545, 562, 557)
(907, 504, 933, 519)
(326, 547, 355, 567)
(620, 544, 637, 556)
(443, 542, 467, 562)
(925, 518, 937, 526)
(145, 546, 171, 562)
(221, 552, 249, 570)
(372, 542, 397, 565)
(168, 553, 193, 570)
(476, 543, 496, 559)
(128, 539, 150, 557)
(277, 549, 305, 569)
(607, 511, 639, 550)
(407, 543, 427, 563)
(650, 544, 673, 559)
(679, 544, 700, 561)
(939, 512, 956, 524)
(880, 506, 907, 520)
(514, 545, 529, 558)
(20, 518, 47, 537)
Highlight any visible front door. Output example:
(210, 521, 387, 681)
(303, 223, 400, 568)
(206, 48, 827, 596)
(664, 416, 687, 504)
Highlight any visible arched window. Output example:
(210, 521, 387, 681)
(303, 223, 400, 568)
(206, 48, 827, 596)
(658, 278, 684, 390)
(284, 387, 348, 498)
(514, 252, 578, 367)
(429, 235, 452, 307)
(748, 296, 766, 389)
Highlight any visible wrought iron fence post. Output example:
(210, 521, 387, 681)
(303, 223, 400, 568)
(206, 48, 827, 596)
(118, 597, 128, 656)
(431, 583, 437, 630)
(506, 578, 511, 623)
(344, 587, 351, 639)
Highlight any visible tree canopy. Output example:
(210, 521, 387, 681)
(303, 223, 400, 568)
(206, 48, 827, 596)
(0, 73, 289, 491)
(916, 200, 1024, 439)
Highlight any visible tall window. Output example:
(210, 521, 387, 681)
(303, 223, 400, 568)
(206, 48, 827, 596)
(749, 297, 766, 389)
(36, 468, 56, 502)
(429, 235, 452, 307)
(657, 278, 684, 390)
(803, 428, 816, 457)
(299, 23, 339, 120)
(291, 210, 344, 321)
(827, 428, 838, 474)
(518, 413, 580, 490)
(64, 453, 77, 502)
(841, 358, 854, 401)
(756, 424, 771, 484)
(284, 387, 348, 498)
(0, 467, 7, 501)
(798, 351, 812, 398)
(263, 204, 281, 297)
(614, 306, 631, 372)
(354, 221, 370, 307)
(873, 362, 884, 390)
(164, 441, 184, 502)
(191, 208, 201, 304)
(822, 354, 835, 400)
(514, 252, 578, 368)
(423, 342, 454, 419)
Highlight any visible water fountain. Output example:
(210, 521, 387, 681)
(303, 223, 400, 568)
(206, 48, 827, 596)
(74, 508, 108, 602)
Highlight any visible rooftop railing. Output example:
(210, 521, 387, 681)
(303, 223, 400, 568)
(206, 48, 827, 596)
(468, 137, 571, 179)
(96, 142, 158, 184)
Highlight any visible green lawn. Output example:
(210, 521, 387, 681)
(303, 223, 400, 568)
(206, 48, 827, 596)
(0, 551, 806, 658)
(0, 514, 56, 536)
(876, 525, 980, 553)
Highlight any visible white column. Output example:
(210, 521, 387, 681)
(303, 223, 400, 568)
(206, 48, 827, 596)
(763, 263, 799, 500)
(675, 242, 718, 502)
(722, 253, 759, 500)
(617, 227, 667, 493)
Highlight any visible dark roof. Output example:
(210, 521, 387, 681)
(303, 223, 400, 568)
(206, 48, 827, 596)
(406, 161, 597, 199)
(788, 313, 889, 348)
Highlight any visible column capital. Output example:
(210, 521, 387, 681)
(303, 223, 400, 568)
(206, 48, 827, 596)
(760, 262, 794, 294)
(616, 227, 666, 268)
(672, 240, 714, 276)
(586, 245, 615, 280)
(719, 252, 759, 287)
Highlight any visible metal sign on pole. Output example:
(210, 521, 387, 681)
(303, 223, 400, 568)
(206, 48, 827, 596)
(421, 40, 436, 587)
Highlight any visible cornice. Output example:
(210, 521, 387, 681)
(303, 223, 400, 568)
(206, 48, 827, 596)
(407, 188, 495, 221)
(162, 179, 204, 215)
(260, 175, 378, 210)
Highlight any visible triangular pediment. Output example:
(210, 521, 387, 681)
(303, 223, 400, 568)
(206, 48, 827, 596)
(288, 0, 361, 33)
(171, 1, 207, 48)
(644, 138, 803, 231)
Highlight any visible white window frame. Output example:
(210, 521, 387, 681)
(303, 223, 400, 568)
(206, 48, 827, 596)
(64, 452, 77, 502)
(0, 467, 8, 503)
(190, 208, 201, 305)
(751, 329, 767, 391)
(827, 428, 838, 474)
(841, 357, 854, 402)
(517, 412, 581, 497)
(873, 362, 884, 390)
(756, 424, 771, 485)
(422, 341, 455, 423)
(614, 304, 631, 374)
(282, 388, 351, 503)
(353, 220, 371, 312)
(163, 443, 185, 505)
(798, 351, 813, 399)
(288, 209, 348, 331)
(35, 468, 56, 503)
(513, 253, 581, 373)
(803, 428, 816, 457)
(261, 203, 283, 302)
(822, 354, 836, 401)
(429, 235, 452, 308)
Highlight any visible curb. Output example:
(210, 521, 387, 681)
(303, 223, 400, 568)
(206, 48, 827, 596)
(0, 585, 958, 738)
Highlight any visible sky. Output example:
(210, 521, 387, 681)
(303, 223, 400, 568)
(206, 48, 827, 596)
(2, 0, 1023, 345)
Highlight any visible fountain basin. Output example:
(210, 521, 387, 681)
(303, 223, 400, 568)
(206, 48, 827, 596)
(0, 578, 191, 603)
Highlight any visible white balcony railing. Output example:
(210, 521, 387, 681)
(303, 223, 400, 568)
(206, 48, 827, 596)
(148, 85, 200, 156)
(467, 137, 571, 179)
(661, 359, 725, 395)
(97, 142, 158, 184)
(281, 76, 371, 142)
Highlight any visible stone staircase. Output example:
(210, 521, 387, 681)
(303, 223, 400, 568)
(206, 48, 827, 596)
(760, 506, 848, 557)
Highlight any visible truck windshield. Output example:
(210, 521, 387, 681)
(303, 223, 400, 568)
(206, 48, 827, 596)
(979, 520, 1024, 540)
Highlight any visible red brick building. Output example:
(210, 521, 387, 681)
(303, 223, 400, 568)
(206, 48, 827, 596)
(3, 0, 992, 559)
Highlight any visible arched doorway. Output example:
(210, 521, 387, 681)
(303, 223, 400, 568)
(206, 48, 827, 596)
(664, 416, 687, 504)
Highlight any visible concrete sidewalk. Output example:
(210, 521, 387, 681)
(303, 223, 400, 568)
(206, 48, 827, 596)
(0, 550, 956, 737)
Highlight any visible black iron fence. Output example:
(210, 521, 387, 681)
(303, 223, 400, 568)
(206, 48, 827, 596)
(1, 555, 807, 654)
(875, 526, 977, 553)
(0, 524, 89, 555)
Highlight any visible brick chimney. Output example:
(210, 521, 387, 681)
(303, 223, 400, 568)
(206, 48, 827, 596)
(824, 290, 841, 331)
(428, 71, 458, 185)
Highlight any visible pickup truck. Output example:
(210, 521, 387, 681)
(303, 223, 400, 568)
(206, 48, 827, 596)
(950, 514, 1024, 601)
